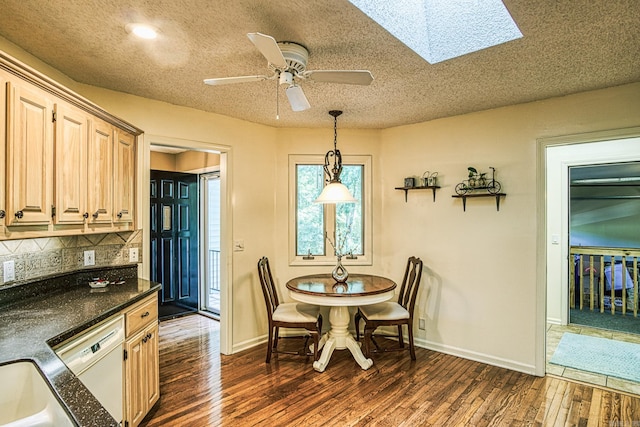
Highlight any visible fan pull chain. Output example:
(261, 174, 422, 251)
(275, 75, 280, 120)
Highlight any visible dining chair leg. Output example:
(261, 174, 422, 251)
(312, 332, 319, 361)
(266, 326, 274, 363)
(354, 311, 361, 341)
(407, 323, 416, 360)
(273, 327, 280, 351)
(363, 327, 374, 358)
(398, 325, 405, 348)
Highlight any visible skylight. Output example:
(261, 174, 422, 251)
(348, 0, 522, 64)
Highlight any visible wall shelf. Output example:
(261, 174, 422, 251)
(395, 186, 440, 202)
(451, 193, 506, 211)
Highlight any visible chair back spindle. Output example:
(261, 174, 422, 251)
(258, 256, 279, 317)
(397, 256, 423, 313)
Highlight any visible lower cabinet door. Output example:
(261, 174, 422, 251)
(144, 323, 160, 410)
(125, 330, 146, 427)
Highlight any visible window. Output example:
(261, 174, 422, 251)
(348, 0, 522, 64)
(289, 154, 372, 265)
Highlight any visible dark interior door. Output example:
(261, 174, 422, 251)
(150, 170, 199, 319)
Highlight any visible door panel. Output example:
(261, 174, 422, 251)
(6, 81, 53, 225)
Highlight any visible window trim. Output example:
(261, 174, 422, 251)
(289, 154, 372, 266)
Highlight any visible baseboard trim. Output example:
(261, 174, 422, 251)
(233, 330, 537, 376)
(233, 335, 266, 354)
(413, 336, 537, 375)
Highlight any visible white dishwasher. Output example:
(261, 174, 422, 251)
(55, 315, 125, 424)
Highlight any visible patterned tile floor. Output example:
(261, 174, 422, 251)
(547, 322, 640, 395)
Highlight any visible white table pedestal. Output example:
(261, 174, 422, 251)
(312, 306, 373, 372)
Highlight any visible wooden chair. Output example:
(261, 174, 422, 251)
(257, 257, 323, 363)
(354, 256, 423, 360)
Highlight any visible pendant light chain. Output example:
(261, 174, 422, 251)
(314, 110, 357, 204)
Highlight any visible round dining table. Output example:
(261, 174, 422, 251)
(286, 273, 396, 372)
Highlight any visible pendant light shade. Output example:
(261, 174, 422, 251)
(315, 181, 357, 203)
(315, 110, 357, 204)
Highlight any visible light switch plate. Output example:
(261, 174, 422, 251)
(129, 248, 139, 263)
(3, 260, 15, 283)
(233, 240, 245, 252)
(84, 250, 95, 266)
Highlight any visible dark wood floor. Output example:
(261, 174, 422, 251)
(141, 314, 640, 426)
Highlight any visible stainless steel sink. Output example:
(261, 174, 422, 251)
(0, 361, 74, 427)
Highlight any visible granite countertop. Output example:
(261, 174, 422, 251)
(0, 266, 161, 427)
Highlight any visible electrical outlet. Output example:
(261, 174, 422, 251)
(3, 260, 15, 283)
(418, 318, 426, 330)
(84, 250, 95, 266)
(129, 248, 139, 263)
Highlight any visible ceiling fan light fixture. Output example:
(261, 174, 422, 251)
(279, 71, 293, 85)
(315, 110, 357, 204)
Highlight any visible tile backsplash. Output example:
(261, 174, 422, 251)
(0, 230, 142, 286)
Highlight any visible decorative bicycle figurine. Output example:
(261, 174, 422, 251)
(455, 166, 502, 195)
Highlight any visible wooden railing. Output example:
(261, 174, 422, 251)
(570, 246, 640, 317)
(208, 249, 221, 292)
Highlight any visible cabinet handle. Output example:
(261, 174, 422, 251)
(142, 336, 148, 343)
(117, 211, 123, 219)
(15, 211, 23, 219)
(141, 311, 150, 318)
(146, 333, 152, 340)
(0, 210, 5, 219)
(92, 211, 99, 219)
(83, 212, 89, 219)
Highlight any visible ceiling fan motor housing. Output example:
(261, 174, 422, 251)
(278, 42, 309, 74)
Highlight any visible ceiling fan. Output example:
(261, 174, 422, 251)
(203, 32, 374, 113)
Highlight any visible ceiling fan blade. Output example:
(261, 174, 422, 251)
(203, 75, 269, 86)
(247, 32, 287, 69)
(304, 70, 374, 86)
(286, 85, 311, 111)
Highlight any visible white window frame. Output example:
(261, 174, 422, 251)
(289, 154, 372, 266)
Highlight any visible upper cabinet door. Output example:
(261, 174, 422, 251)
(114, 130, 136, 224)
(5, 81, 53, 226)
(54, 103, 88, 224)
(87, 118, 113, 224)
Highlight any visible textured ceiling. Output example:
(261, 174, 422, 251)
(0, 0, 638, 129)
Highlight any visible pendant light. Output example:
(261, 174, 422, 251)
(314, 110, 357, 204)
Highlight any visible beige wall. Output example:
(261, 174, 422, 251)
(379, 83, 640, 372)
(176, 151, 220, 173)
(2, 33, 640, 373)
(150, 151, 176, 171)
(150, 150, 221, 173)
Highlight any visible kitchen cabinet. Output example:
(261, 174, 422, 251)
(0, 75, 6, 230)
(87, 118, 114, 225)
(0, 50, 141, 239)
(114, 130, 136, 224)
(5, 80, 54, 226)
(124, 294, 159, 427)
(54, 103, 89, 224)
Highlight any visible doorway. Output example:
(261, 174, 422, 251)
(201, 172, 221, 316)
(542, 129, 640, 392)
(145, 137, 232, 355)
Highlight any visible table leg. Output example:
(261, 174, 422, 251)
(312, 305, 373, 372)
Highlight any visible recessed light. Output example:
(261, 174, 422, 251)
(127, 23, 158, 40)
